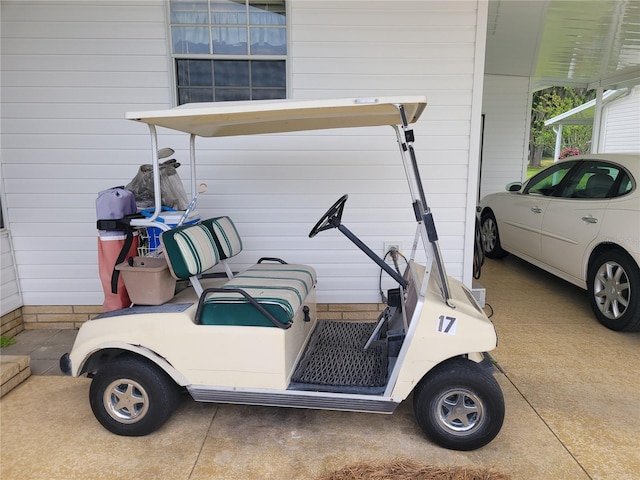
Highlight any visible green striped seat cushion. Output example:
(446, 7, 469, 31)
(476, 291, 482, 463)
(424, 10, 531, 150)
(201, 216, 243, 260)
(200, 264, 317, 327)
(160, 224, 220, 280)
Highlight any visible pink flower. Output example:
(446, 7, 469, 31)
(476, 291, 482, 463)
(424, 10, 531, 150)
(559, 148, 579, 159)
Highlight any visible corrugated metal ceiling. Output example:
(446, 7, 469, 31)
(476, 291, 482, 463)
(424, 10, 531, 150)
(485, 0, 640, 90)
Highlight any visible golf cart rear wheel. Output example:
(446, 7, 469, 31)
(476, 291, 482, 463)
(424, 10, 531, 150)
(413, 358, 504, 451)
(89, 355, 180, 436)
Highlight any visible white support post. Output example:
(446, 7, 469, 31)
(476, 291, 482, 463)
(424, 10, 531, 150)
(591, 87, 604, 153)
(553, 124, 563, 161)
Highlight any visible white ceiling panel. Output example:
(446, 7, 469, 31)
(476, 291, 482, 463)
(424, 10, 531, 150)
(485, 0, 640, 89)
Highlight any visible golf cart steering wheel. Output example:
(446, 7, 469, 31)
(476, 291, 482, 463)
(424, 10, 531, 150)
(309, 194, 348, 238)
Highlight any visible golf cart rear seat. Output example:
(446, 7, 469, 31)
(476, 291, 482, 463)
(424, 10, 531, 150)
(160, 217, 316, 328)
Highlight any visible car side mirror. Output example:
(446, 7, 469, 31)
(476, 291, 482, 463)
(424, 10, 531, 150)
(506, 182, 522, 192)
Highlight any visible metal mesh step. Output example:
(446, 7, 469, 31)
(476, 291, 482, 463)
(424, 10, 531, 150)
(291, 321, 388, 387)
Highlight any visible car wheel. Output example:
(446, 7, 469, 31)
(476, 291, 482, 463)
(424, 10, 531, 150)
(413, 358, 504, 451)
(588, 250, 640, 332)
(480, 212, 508, 259)
(89, 355, 181, 436)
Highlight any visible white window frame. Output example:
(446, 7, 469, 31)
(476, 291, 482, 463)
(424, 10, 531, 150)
(166, 0, 289, 106)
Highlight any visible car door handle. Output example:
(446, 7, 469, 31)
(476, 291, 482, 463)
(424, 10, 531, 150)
(531, 207, 543, 214)
(582, 215, 598, 224)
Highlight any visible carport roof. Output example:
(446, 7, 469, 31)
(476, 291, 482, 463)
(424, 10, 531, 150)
(485, 0, 640, 90)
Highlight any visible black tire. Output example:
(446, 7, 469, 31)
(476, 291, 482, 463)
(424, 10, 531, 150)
(480, 211, 508, 259)
(89, 355, 181, 436)
(413, 358, 505, 451)
(587, 250, 640, 332)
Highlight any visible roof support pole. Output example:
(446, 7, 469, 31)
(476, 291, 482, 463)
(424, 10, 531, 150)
(591, 86, 604, 153)
(148, 124, 161, 222)
(553, 124, 563, 161)
(189, 134, 197, 198)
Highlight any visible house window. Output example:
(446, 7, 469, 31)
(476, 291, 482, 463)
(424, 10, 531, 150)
(169, 0, 287, 104)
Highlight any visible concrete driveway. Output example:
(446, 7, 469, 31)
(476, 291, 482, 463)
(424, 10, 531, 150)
(1, 256, 638, 479)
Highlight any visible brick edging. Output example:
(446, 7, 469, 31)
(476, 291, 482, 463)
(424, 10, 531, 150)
(21, 306, 103, 330)
(12, 303, 387, 331)
(1, 308, 24, 338)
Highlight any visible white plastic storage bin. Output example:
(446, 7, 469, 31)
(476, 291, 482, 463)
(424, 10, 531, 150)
(115, 256, 176, 305)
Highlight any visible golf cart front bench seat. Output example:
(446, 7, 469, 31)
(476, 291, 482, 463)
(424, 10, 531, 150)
(160, 216, 316, 328)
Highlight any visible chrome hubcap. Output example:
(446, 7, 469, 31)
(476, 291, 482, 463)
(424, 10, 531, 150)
(435, 388, 484, 435)
(103, 379, 149, 424)
(482, 219, 497, 252)
(593, 261, 630, 320)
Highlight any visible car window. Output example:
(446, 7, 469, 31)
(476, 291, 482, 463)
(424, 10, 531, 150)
(560, 161, 628, 199)
(615, 171, 634, 197)
(524, 162, 576, 196)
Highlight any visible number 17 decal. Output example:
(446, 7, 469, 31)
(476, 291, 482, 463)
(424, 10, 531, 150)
(437, 315, 458, 335)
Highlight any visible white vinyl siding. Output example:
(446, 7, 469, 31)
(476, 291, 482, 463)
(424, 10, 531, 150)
(601, 85, 640, 153)
(1, 0, 487, 305)
(1, 231, 23, 316)
(1, 0, 171, 306)
(480, 74, 531, 198)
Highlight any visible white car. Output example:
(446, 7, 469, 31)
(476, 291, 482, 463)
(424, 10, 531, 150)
(479, 153, 640, 331)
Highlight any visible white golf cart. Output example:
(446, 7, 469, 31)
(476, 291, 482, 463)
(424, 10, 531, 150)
(61, 96, 504, 451)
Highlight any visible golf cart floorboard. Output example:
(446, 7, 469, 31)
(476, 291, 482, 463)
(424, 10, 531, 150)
(289, 320, 388, 395)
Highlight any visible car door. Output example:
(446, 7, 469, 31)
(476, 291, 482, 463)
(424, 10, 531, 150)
(541, 161, 622, 281)
(498, 161, 577, 261)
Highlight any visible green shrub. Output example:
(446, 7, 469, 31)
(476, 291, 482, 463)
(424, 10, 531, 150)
(0, 335, 17, 348)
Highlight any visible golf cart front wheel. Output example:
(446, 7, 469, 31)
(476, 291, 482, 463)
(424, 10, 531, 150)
(89, 355, 181, 436)
(413, 358, 504, 451)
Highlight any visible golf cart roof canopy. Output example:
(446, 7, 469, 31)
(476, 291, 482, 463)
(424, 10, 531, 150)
(125, 94, 454, 304)
(126, 96, 427, 137)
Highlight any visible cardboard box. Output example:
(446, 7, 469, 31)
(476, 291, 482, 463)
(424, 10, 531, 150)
(116, 256, 176, 305)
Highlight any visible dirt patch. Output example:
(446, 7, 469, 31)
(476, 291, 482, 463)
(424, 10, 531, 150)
(317, 459, 511, 480)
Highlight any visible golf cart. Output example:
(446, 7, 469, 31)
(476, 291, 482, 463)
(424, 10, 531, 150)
(60, 96, 505, 451)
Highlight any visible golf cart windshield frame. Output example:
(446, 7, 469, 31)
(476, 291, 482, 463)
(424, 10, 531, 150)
(125, 96, 453, 306)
